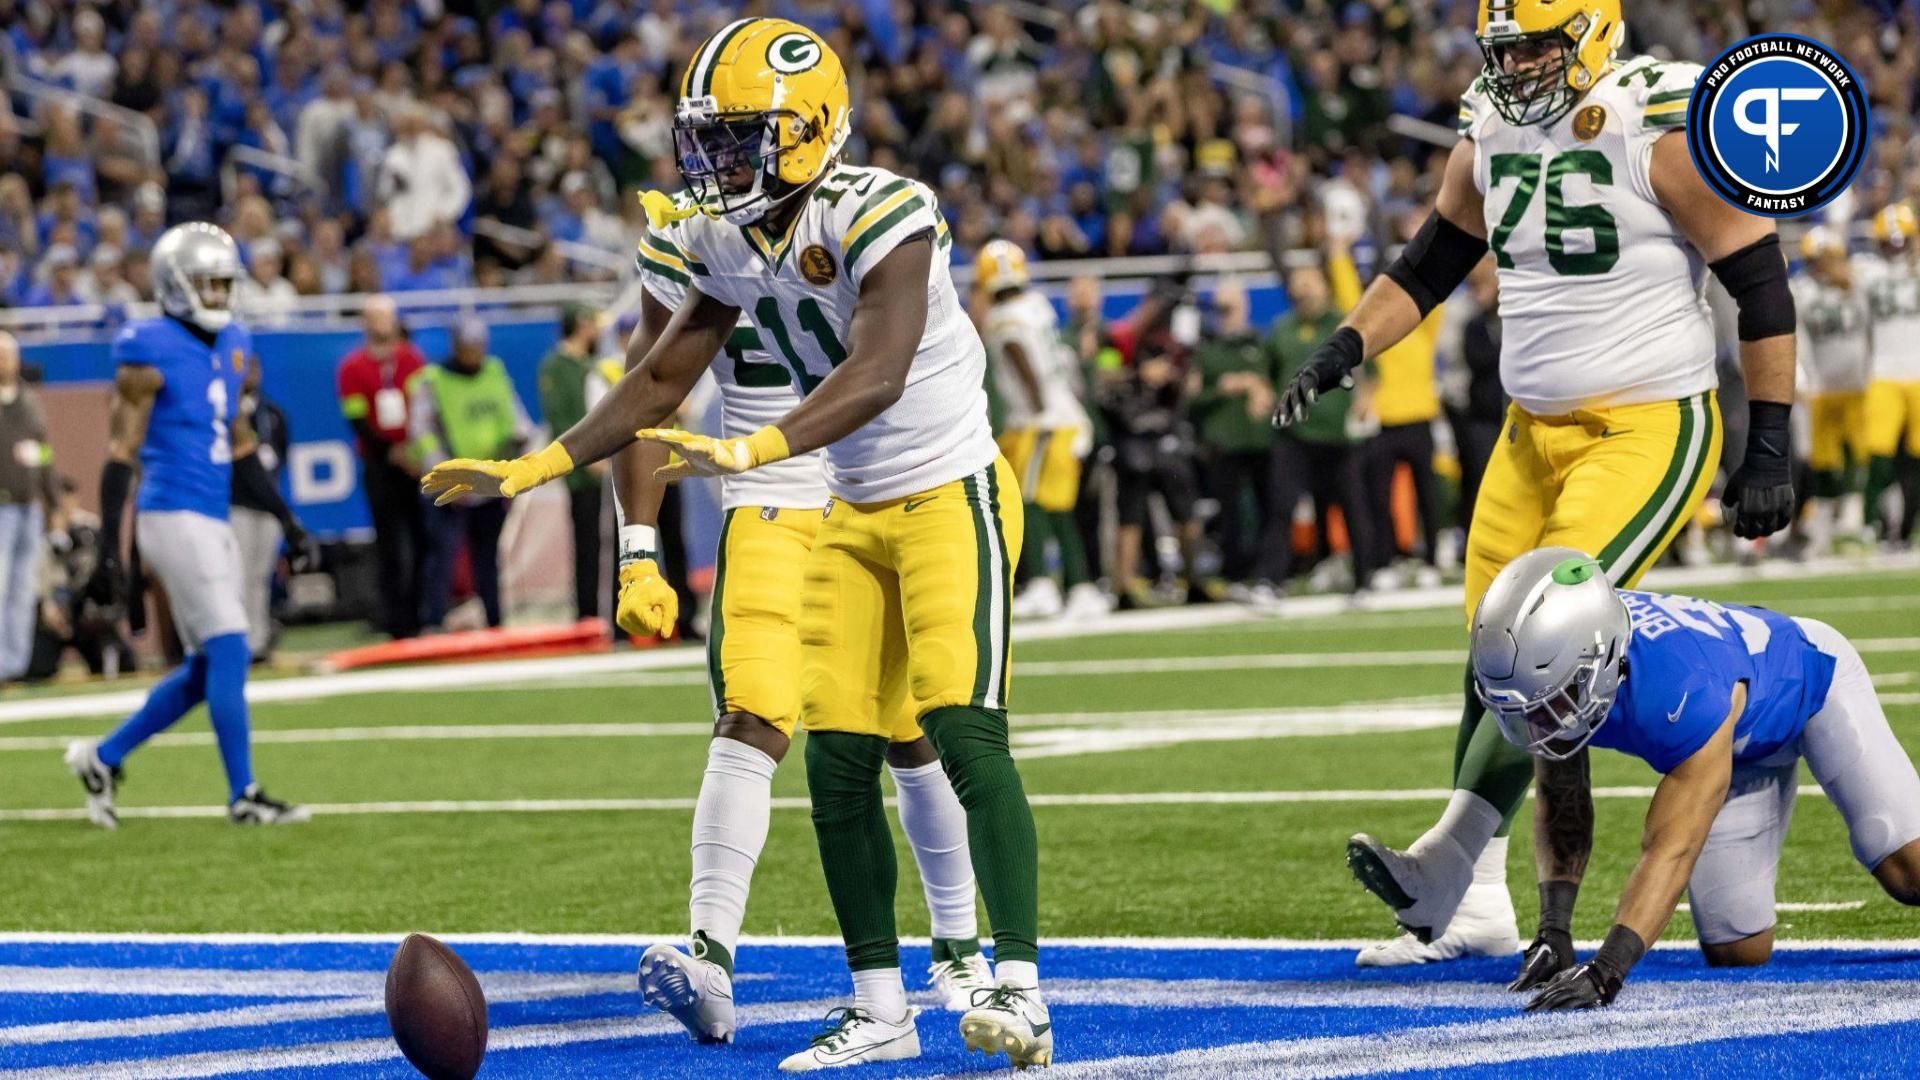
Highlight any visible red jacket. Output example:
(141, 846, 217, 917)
(337, 340, 426, 456)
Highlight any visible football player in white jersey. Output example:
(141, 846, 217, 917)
(613, 240, 993, 1045)
(422, 19, 1051, 1071)
(1859, 203, 1920, 546)
(1792, 226, 1874, 555)
(1276, 0, 1798, 973)
(976, 239, 1104, 621)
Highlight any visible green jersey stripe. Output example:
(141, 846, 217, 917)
(636, 253, 690, 286)
(1647, 89, 1694, 105)
(843, 197, 928, 268)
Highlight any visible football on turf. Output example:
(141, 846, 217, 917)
(385, 933, 488, 1080)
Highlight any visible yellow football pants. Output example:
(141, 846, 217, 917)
(1865, 379, 1920, 458)
(1808, 391, 1871, 473)
(708, 505, 922, 741)
(800, 456, 1025, 736)
(997, 428, 1083, 512)
(1465, 393, 1722, 619)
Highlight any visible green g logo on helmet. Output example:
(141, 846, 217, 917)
(1550, 556, 1600, 586)
(768, 32, 821, 74)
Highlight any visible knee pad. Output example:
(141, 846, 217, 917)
(803, 731, 887, 826)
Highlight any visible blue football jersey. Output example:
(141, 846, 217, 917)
(114, 316, 251, 521)
(1589, 591, 1837, 773)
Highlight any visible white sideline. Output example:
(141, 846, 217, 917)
(0, 784, 1831, 823)
(0, 553, 1911, 726)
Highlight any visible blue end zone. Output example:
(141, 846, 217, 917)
(2, 939, 1917, 1078)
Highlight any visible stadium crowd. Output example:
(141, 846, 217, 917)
(2, 0, 1919, 668)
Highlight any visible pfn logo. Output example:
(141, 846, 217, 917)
(1688, 33, 1868, 216)
(1732, 86, 1828, 173)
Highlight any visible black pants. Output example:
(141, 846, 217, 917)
(1447, 409, 1504, 542)
(1206, 448, 1273, 582)
(421, 498, 509, 629)
(568, 484, 605, 620)
(362, 454, 427, 638)
(1262, 435, 1376, 586)
(1365, 422, 1442, 568)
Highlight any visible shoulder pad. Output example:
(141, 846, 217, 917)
(1617, 58, 1703, 133)
(1457, 74, 1492, 138)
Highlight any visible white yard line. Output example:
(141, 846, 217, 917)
(1678, 900, 1865, 913)
(0, 784, 1828, 824)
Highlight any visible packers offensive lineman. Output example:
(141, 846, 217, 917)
(612, 211, 994, 1045)
(1276, 0, 1799, 968)
(976, 239, 1105, 621)
(1859, 203, 1920, 546)
(421, 20, 1051, 1070)
(1792, 226, 1874, 555)
(1472, 548, 1920, 1009)
(64, 223, 309, 827)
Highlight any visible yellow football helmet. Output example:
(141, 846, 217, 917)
(1477, 0, 1625, 127)
(674, 18, 851, 225)
(975, 239, 1029, 293)
(1873, 202, 1917, 251)
(1799, 225, 1845, 261)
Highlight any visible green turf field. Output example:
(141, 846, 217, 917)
(5, 564, 1918, 948)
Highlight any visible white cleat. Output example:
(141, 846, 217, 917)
(1354, 879, 1521, 967)
(638, 943, 736, 1043)
(64, 740, 120, 831)
(928, 952, 994, 1011)
(1345, 832, 1472, 943)
(1011, 578, 1064, 620)
(960, 985, 1053, 1070)
(1061, 583, 1113, 620)
(778, 1006, 920, 1071)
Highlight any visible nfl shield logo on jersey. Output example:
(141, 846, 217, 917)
(1687, 33, 1868, 216)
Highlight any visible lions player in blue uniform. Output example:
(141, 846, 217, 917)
(1470, 547, 1920, 1009)
(65, 223, 309, 828)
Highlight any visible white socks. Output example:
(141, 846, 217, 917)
(852, 967, 910, 1022)
(689, 737, 779, 964)
(996, 960, 1039, 993)
(1474, 834, 1509, 886)
(889, 760, 980, 944)
(1408, 789, 1503, 885)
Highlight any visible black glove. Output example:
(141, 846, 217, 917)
(1510, 880, 1579, 991)
(1274, 327, 1364, 428)
(1524, 924, 1645, 1012)
(1509, 928, 1575, 991)
(1721, 400, 1794, 539)
(284, 523, 321, 574)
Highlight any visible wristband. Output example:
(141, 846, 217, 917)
(530, 440, 576, 483)
(1745, 400, 1792, 460)
(1592, 923, 1647, 979)
(1537, 880, 1579, 934)
(1322, 326, 1366, 375)
(744, 425, 791, 467)
(618, 524, 658, 566)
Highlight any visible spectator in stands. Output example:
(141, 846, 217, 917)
(79, 246, 140, 306)
(1264, 257, 1377, 595)
(537, 304, 611, 623)
(296, 65, 358, 203)
(0, 332, 49, 681)
(378, 106, 471, 242)
(1189, 277, 1277, 597)
(239, 239, 299, 318)
(162, 86, 221, 222)
(337, 295, 428, 639)
(1444, 260, 1505, 545)
(50, 8, 116, 99)
(408, 319, 533, 632)
(18, 246, 83, 309)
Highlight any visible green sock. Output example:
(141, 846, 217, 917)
(930, 936, 983, 963)
(804, 731, 900, 972)
(1867, 456, 1897, 533)
(922, 705, 1039, 965)
(1811, 468, 1844, 499)
(1050, 510, 1090, 588)
(691, 930, 734, 978)
(1449, 665, 1532, 837)
(1020, 503, 1052, 581)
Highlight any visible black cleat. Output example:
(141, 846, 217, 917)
(229, 785, 312, 825)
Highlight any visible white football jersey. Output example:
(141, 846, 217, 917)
(650, 164, 998, 502)
(1859, 253, 1920, 381)
(636, 236, 829, 511)
(1460, 55, 1717, 415)
(983, 289, 1089, 431)
(1791, 272, 1872, 395)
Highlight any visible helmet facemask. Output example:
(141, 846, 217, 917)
(673, 97, 815, 226)
(1479, 25, 1580, 127)
(152, 223, 241, 332)
(1477, 630, 1624, 760)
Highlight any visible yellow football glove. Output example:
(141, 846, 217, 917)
(616, 557, 679, 637)
(420, 442, 574, 506)
(636, 426, 790, 481)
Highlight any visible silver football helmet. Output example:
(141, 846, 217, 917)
(1470, 546, 1631, 759)
(150, 223, 241, 332)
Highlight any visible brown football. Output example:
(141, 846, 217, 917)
(385, 933, 488, 1080)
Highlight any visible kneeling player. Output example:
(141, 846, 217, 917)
(1470, 547, 1920, 1009)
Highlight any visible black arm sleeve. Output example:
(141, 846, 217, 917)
(1382, 210, 1490, 316)
(233, 451, 300, 536)
(1709, 234, 1796, 341)
(98, 459, 134, 555)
